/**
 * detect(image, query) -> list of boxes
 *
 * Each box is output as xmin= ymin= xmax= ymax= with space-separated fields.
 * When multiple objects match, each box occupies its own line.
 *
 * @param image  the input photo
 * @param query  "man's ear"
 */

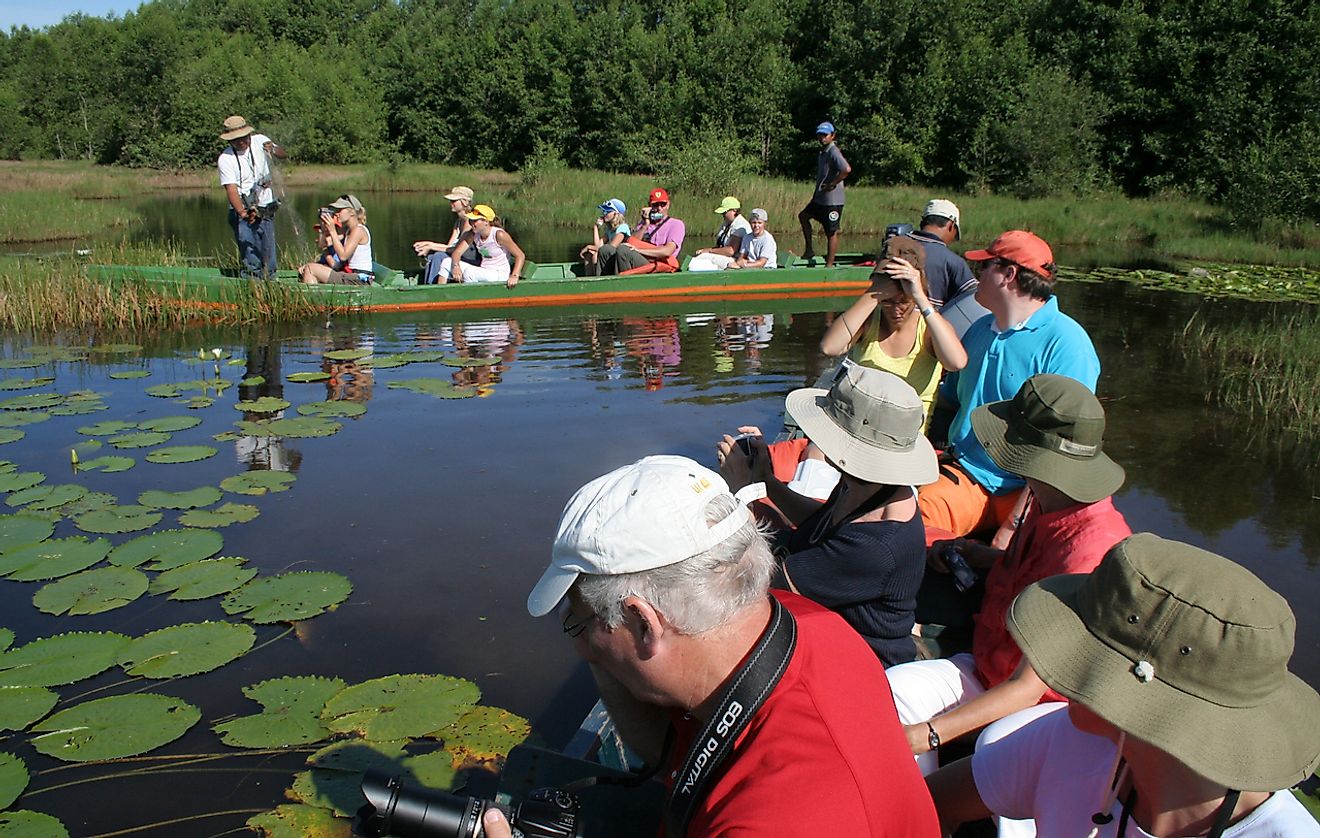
xmin=621 ymin=595 xmax=667 ymax=658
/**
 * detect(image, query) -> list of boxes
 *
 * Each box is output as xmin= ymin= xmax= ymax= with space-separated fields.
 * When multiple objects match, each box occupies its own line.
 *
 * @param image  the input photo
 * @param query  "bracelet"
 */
xmin=926 ymin=720 xmax=941 ymax=750
xmin=919 ymin=305 xmax=935 ymax=318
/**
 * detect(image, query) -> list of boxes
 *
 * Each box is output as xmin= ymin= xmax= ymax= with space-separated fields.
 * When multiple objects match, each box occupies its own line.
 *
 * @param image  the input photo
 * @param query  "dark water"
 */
xmin=2 ymin=196 xmax=1319 ymax=834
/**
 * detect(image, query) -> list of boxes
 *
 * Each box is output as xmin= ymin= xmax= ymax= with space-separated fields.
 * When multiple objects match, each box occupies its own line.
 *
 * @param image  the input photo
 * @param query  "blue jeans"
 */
xmin=229 ymin=209 xmax=276 ymax=278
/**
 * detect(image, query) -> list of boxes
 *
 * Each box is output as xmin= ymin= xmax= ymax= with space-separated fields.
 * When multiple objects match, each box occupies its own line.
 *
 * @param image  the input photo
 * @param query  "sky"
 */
xmin=1 ymin=0 xmax=141 ymax=31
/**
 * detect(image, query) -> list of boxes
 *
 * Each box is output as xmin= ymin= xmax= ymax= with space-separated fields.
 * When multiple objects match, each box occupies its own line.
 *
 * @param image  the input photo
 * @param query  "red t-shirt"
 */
xmin=972 ymin=497 xmax=1131 ymax=695
xmin=668 ymin=590 xmax=939 ymax=837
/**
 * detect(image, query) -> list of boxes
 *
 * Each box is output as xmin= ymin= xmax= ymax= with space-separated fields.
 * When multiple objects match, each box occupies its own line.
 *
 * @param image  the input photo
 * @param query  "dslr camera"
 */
xmin=354 ymin=769 xmax=582 ymax=838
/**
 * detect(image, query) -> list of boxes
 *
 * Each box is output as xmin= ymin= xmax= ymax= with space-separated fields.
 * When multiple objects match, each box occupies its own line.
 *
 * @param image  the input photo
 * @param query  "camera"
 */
xmin=884 ymin=222 xmax=914 ymax=240
xmin=939 ymin=546 xmax=978 ymax=593
xmin=354 ymin=769 xmax=582 ymax=838
xmin=732 ymin=432 xmax=758 ymax=462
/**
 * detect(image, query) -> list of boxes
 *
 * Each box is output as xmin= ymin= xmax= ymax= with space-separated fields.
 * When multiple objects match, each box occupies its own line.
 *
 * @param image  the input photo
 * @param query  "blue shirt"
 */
xmin=941 ymin=297 xmax=1100 ymax=494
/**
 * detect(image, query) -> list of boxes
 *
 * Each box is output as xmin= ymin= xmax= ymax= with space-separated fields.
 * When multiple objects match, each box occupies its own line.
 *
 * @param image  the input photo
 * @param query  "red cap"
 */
xmin=964 ymin=230 xmax=1055 ymax=278
xmin=649 ymin=188 xmax=669 ymax=204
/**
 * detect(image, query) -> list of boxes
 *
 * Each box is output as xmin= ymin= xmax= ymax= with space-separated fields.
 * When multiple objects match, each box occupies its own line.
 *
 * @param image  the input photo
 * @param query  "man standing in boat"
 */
xmin=605 ymin=188 xmax=686 ymax=275
xmin=217 ymin=115 xmax=286 ymax=279
xmin=798 ymin=121 xmax=851 ymax=267
xmin=495 ymin=456 xmax=939 ymax=837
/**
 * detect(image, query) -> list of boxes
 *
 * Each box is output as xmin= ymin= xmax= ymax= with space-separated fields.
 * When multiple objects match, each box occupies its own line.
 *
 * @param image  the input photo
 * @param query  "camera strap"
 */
xmin=664 ymin=596 xmax=797 ymax=836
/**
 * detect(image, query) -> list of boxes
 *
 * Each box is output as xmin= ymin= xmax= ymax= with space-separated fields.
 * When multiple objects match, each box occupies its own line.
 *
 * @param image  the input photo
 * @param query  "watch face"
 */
xmin=928 ymin=727 xmax=940 ymax=750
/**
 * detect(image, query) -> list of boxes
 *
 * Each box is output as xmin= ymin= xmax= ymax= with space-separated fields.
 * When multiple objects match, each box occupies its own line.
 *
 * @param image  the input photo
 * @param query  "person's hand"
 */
xmin=990 ymin=521 xmax=1016 ymax=550
xmin=904 ymin=722 xmax=932 ymax=755
xmin=716 ymin=432 xmax=769 ymax=489
xmin=263 ymin=141 xmax=274 ymax=153
xmin=881 ymin=257 xmax=930 ymax=307
xmin=726 ymin=260 xmax=744 ymax=270
xmin=595 ymin=217 xmax=605 ymax=228
xmin=481 ymin=808 xmax=514 ymax=838
xmin=451 ymin=267 xmax=464 ymax=283
xmin=413 ymin=241 xmax=433 ymax=256
xmin=506 ymin=273 xmax=520 ymax=289
xmin=926 ymin=538 xmax=963 ymax=573
xmin=866 ymin=273 xmax=903 ymax=303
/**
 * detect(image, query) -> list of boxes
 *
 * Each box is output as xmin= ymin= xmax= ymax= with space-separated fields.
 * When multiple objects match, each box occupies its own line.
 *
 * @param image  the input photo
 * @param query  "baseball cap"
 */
xmin=815 ymin=121 xmax=836 ymax=135
xmin=964 ymin=230 xmax=1056 ymax=279
xmin=527 ymin=455 xmax=766 ymax=617
xmin=444 ymin=186 xmax=475 ymax=202
xmin=923 ymin=199 xmax=961 ymax=234
xmin=327 ymin=194 xmax=364 ymax=213
xmin=714 ymin=196 xmax=741 ymax=214
xmin=649 ymin=188 xmax=670 ymax=205
xmin=750 ymin=208 xmax=768 ymax=222
xmin=465 ymin=204 xmax=496 ymax=222
xmin=598 ymin=198 xmax=627 ymax=216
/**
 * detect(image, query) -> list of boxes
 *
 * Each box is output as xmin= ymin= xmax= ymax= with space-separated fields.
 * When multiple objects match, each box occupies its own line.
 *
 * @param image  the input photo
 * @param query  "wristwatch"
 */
xmin=919 ymin=305 xmax=935 ymax=318
xmin=926 ymin=721 xmax=941 ymax=751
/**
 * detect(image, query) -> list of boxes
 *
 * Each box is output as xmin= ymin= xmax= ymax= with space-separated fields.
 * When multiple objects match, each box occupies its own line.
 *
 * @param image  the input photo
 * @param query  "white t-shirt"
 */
xmin=973 ymin=709 xmax=1320 ymax=837
xmin=217 ymin=133 xmax=275 ymax=208
xmin=716 ymin=215 xmax=752 ymax=248
xmin=738 ymin=230 xmax=778 ymax=269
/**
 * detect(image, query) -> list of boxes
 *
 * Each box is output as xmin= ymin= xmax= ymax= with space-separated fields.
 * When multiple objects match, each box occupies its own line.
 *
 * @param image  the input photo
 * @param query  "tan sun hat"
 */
xmin=220 ymin=115 xmax=255 ymax=141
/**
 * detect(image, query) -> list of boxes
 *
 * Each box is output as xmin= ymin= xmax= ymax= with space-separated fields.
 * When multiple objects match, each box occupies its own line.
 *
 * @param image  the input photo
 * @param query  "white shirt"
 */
xmin=738 ymin=230 xmax=778 ymax=269
xmin=217 ymin=133 xmax=275 ymax=208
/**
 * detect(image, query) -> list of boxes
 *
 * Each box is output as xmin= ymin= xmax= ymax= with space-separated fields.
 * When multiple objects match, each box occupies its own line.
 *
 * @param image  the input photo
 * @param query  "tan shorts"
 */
xmin=325 ymin=270 xmax=372 ymax=285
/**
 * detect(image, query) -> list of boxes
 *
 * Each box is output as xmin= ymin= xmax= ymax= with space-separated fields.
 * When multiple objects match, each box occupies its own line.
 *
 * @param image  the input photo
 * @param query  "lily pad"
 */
xmin=289 ymin=769 xmax=369 ymax=818
xmin=213 ymin=675 xmax=346 ymax=748
xmin=109 ymin=528 xmax=224 ymax=570
xmin=360 ymin=356 xmax=408 ymax=369
xmin=76 ymin=455 xmax=135 ymax=474
xmin=323 ymin=349 xmax=372 ymax=361
xmin=33 ymin=566 xmax=149 ymax=615
xmin=74 ymin=505 xmax=162 ymax=534
xmin=0 ymin=686 xmax=58 ymax=732
xmin=0 ymin=631 xmax=130 ymax=687
xmin=71 ymin=439 xmax=103 ymax=455
xmin=0 ymin=377 xmax=55 ymax=391
xmin=247 ymin=804 xmax=350 ymax=838
xmin=0 ymin=429 xmax=23 ymax=444
xmin=117 ymin=621 xmax=255 ymax=678
xmin=0 ymin=412 xmax=49 ymax=427
xmin=387 ymin=379 xmax=478 ymax=399
xmin=137 ymin=416 xmax=202 ymax=433
xmin=227 ymin=358 xmax=246 ymax=366
xmin=236 ymin=417 xmax=341 ymax=439
xmin=0 ymin=536 xmax=111 ymax=581
xmin=307 ymin=739 xmax=408 ymax=772
xmin=0 ymin=515 xmax=54 ymax=551
xmin=0 ymin=359 xmax=43 ymax=370
xmin=138 ymin=486 xmax=223 ymax=510
xmin=0 ymin=393 xmax=63 ymax=411
xmin=107 ymin=430 xmax=172 ymax=449
xmin=220 ymin=471 xmax=297 ymax=495
xmin=0 ymin=811 xmax=68 ymax=837
xmin=221 ymin=571 xmax=352 ymax=624
xmin=145 ymin=445 xmax=218 ymax=464
xmin=441 ymin=355 xmax=499 ymax=368
xmin=144 ymin=384 xmax=182 ymax=398
xmin=240 ymin=375 xmax=267 ymax=386
xmin=30 ymin=693 xmax=201 ymax=762
xmin=234 ymin=397 xmax=291 ymax=414
xmin=89 ymin=343 xmax=142 ymax=354
xmin=49 ymin=401 xmax=108 ymax=416
xmin=179 ymin=502 xmax=259 ymax=528
xmin=108 ymin=370 xmax=151 ymax=380
xmin=296 ymin=400 xmax=367 ymax=418
xmin=213 ymin=430 xmax=240 ymax=442
xmin=180 ymin=396 xmax=215 ymax=409
xmin=77 ymin=420 xmax=138 ymax=436
xmin=148 ymin=557 xmax=256 ymax=600
xmin=0 ymin=628 xmax=11 ymax=651
xmin=54 ymin=491 xmax=117 ymax=518
xmin=433 ymin=706 xmax=531 ymax=761
xmin=401 ymin=749 xmax=461 ymax=788
xmin=0 ymin=751 xmax=28 ymax=810
xmin=0 ymin=472 xmax=44 ymax=493
xmin=287 ymin=372 xmax=331 ymax=383
xmin=6 ymin=484 xmax=87 ymax=512
xmin=321 ymin=674 xmax=479 ymax=741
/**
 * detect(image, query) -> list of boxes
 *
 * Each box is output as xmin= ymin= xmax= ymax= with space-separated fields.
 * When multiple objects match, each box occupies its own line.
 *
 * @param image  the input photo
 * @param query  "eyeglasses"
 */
xmin=974 ymin=258 xmax=1016 ymax=277
xmin=562 ymin=606 xmax=595 ymax=638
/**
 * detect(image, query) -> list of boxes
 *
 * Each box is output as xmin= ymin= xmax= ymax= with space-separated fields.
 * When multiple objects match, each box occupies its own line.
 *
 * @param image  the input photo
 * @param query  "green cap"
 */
xmin=714 ymin=196 xmax=741 ymax=214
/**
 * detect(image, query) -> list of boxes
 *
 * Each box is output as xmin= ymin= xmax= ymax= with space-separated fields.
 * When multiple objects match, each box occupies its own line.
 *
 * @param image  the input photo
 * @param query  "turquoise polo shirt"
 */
xmin=941 ymin=297 xmax=1100 ymax=494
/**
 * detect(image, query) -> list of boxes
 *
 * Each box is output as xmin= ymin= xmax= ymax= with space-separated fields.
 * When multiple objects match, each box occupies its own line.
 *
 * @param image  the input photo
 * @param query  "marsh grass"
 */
xmin=0 ymin=191 xmax=143 ymax=244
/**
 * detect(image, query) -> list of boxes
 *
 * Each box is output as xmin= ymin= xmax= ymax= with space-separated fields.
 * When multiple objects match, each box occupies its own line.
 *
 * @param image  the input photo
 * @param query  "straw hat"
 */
xmin=220 ymin=115 xmax=254 ymax=141
xmin=1008 ymin=533 xmax=1320 ymax=791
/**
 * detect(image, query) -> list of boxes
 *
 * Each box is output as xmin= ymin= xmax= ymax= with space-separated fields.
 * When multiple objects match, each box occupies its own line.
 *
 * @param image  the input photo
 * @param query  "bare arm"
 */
xmin=902 ymin=660 xmax=1049 ymax=757
xmin=716 ymin=434 xmax=824 ymax=527
xmin=496 ymin=230 xmax=526 ymax=288
xmin=329 ymin=224 xmax=367 ymax=263
xmin=263 ymin=140 xmax=287 ymax=160
xmin=926 ymin=755 xmax=992 ymax=836
xmin=448 ymin=233 xmax=474 ymax=281
xmin=224 ymin=183 xmax=247 ymax=217
xmin=820 ymin=281 xmax=895 ymax=356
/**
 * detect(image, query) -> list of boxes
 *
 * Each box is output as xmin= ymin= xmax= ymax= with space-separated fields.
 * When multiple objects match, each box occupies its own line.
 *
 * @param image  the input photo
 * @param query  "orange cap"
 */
xmin=648 ymin=188 xmax=669 ymax=204
xmin=964 ymin=230 xmax=1055 ymax=278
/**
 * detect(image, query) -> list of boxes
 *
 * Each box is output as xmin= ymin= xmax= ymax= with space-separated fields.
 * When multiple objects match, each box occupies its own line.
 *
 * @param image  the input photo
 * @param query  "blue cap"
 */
xmin=815 ymin=122 xmax=835 ymax=135
xmin=598 ymin=198 xmax=626 ymax=216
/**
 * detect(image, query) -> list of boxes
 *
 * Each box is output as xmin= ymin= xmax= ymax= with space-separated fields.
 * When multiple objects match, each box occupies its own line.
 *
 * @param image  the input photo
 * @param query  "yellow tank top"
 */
xmin=849 ymin=314 xmax=942 ymax=428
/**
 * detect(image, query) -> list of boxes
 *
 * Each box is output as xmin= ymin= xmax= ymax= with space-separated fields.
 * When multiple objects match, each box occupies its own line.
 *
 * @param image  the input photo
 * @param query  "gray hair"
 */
xmin=575 ymin=494 xmax=773 ymax=635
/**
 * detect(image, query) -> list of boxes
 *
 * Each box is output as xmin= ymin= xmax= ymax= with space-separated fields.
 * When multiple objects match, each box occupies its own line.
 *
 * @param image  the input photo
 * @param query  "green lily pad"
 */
xmin=179 ymin=502 xmax=259 ymax=528
xmin=221 ymin=471 xmax=297 ymax=495
xmin=72 ymin=439 xmax=103 ymax=455
xmin=0 ymin=811 xmax=68 ymax=837
xmin=227 ymin=358 xmax=246 ymax=366
xmin=0 ymin=472 xmax=44 ymax=493
xmin=148 ymin=557 xmax=256 ymax=600
xmin=0 ymin=751 xmax=28 ymax=811
xmin=77 ymin=420 xmax=138 ymax=436
xmin=76 ymin=455 xmax=135 ymax=474
xmin=137 ymin=416 xmax=202 ymax=433
xmin=0 ymin=515 xmax=53 ymax=551
xmin=26 ymin=347 xmax=87 ymax=364
xmin=323 ymin=349 xmax=372 ymax=361
xmin=0 ymin=631 xmax=130 ymax=687
xmin=221 ymin=571 xmax=352 ymax=624
xmin=0 ymin=359 xmax=42 ymax=370
xmin=49 ymin=401 xmax=108 ymax=416
xmin=441 ymin=355 xmax=499 ymax=368
xmin=213 ymin=430 xmax=240 ymax=442
xmin=144 ymin=384 xmax=183 ymax=398
xmin=401 ymin=749 xmax=461 ymax=788
xmin=433 ymin=706 xmax=531 ymax=761
xmin=240 ymin=375 xmax=266 ymax=386
xmin=287 ymin=372 xmax=331 ymax=383
xmin=108 ymin=370 xmax=151 ymax=380
xmin=360 ymin=356 xmax=408 ymax=369
xmin=296 ymin=400 xmax=367 ymax=418
xmin=236 ymin=417 xmax=341 ymax=439
xmin=234 ymin=397 xmax=291 ymax=414
xmin=33 ymin=566 xmax=149 ymax=615
xmin=0 ymin=412 xmax=49 ymax=428
xmin=138 ymin=486 xmax=222 ymax=510
xmin=117 ymin=621 xmax=255 ymax=678
xmin=0 ymin=687 xmax=58 ymax=732
xmin=289 ymin=769 xmax=369 ymax=818
xmin=246 ymin=804 xmax=350 ymax=838
xmin=108 ymin=430 xmax=172 ymax=449
xmin=213 ymin=675 xmax=346 ymax=748
xmin=145 ymin=445 xmax=218 ymax=464
xmin=54 ymin=491 xmax=117 ymax=518
xmin=321 ymin=674 xmax=479 ymax=741
xmin=0 ymin=429 xmax=23 ymax=444
xmin=0 ymin=629 xmax=10 ymax=652
xmin=90 ymin=343 xmax=142 ymax=354
xmin=30 ymin=693 xmax=201 ymax=762
xmin=0 ymin=377 xmax=55 ymax=391
xmin=180 ymin=396 xmax=215 ymax=409
xmin=0 ymin=393 xmax=63 ymax=411
xmin=6 ymin=484 xmax=87 ymax=512
xmin=109 ymin=528 xmax=224 ymax=570
xmin=74 ymin=505 xmax=162 ymax=534
xmin=387 ymin=379 xmax=478 ymax=399
xmin=307 ymin=738 xmax=408 ymax=772
xmin=0 ymin=536 xmax=111 ymax=581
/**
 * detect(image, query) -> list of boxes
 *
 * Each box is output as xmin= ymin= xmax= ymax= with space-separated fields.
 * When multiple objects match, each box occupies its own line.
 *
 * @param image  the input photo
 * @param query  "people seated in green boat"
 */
xmin=446 ymin=205 xmax=527 ymax=289
xmin=724 ymin=208 xmax=778 ymax=270
xmin=820 ymin=235 xmax=967 ymax=428
xmin=580 ymin=198 xmax=630 ymax=276
xmin=297 ymin=194 xmax=374 ymax=285
xmin=413 ymin=185 xmax=479 ymax=285
xmin=687 ymin=196 xmax=751 ymax=272
xmin=598 ymin=187 xmax=686 ymax=275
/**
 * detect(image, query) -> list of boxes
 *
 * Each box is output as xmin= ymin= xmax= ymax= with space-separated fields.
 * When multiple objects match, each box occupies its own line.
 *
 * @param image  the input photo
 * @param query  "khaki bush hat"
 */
xmin=328 ymin=194 xmax=364 ymax=213
xmin=1008 ymin=533 xmax=1320 ymax=792
xmin=444 ymin=186 xmax=474 ymax=202
xmin=220 ymin=115 xmax=255 ymax=141
xmin=785 ymin=364 xmax=937 ymax=485
xmin=970 ymin=374 xmax=1124 ymax=503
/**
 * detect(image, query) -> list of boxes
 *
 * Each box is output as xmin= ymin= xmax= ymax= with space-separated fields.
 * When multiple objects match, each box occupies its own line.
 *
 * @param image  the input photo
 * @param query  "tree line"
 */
xmin=2 ymin=0 xmax=1318 ymax=225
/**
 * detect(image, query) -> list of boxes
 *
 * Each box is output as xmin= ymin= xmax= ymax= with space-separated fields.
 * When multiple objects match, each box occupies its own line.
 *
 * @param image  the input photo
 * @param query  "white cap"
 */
xmin=923 ymin=199 xmax=961 ymax=230
xmin=527 ymin=455 xmax=765 ymax=617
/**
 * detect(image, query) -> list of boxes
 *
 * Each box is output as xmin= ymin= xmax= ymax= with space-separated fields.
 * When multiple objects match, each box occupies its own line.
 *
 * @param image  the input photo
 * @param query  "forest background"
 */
xmin=2 ymin=0 xmax=1318 ymax=232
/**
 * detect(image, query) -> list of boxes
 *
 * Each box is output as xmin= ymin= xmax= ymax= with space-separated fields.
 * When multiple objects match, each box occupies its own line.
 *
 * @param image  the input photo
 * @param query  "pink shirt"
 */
xmin=636 ymin=215 xmax=686 ymax=255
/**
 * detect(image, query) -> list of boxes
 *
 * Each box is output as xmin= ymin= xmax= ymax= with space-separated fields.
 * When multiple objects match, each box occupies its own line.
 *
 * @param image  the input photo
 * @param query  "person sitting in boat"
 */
xmin=601 ymin=187 xmax=686 ymax=275
xmin=503 ymin=455 xmax=939 ymax=838
xmin=446 ymin=205 xmax=527 ymax=288
xmin=297 ymin=194 xmax=374 ymax=285
xmin=718 ymin=365 xmax=937 ymax=667
xmin=413 ymin=185 xmax=480 ymax=285
xmin=724 ymin=208 xmax=778 ymax=270
xmin=580 ymin=198 xmax=631 ymax=276
xmin=820 ymin=235 xmax=967 ymax=427
xmin=312 ymin=205 xmax=342 ymax=268
xmin=687 ymin=196 xmax=751 ymax=272
xmin=887 ymin=374 xmax=1131 ymax=777
xmin=927 ymin=533 xmax=1320 ymax=838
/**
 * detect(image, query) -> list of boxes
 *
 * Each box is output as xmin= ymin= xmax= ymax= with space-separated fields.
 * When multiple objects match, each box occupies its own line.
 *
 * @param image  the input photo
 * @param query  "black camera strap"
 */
xmin=664 ymin=596 xmax=797 ymax=836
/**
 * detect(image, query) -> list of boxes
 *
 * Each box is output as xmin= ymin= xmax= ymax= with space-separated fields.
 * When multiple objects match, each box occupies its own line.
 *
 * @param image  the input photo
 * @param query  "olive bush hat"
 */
xmin=970 ymin=374 xmax=1123 ymax=503
xmin=785 ymin=364 xmax=937 ymax=485
xmin=1008 ymin=533 xmax=1320 ymax=792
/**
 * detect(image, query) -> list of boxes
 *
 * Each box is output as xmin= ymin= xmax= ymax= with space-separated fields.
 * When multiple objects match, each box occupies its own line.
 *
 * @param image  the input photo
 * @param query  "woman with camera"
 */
xmin=298 ymin=194 xmax=374 ymax=285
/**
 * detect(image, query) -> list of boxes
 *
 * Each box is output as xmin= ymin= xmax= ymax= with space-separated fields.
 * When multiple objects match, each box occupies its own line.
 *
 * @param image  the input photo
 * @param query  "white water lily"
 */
xmin=211 ymin=348 xmax=223 ymax=359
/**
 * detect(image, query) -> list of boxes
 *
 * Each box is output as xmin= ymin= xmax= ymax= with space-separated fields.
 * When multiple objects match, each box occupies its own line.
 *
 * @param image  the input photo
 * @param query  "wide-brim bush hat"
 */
xmin=444 ymin=186 xmax=474 ymax=202
xmin=970 ymin=373 xmax=1124 ymax=503
xmin=220 ymin=115 xmax=254 ymax=141
xmin=1008 ymin=533 xmax=1320 ymax=792
xmin=785 ymin=364 xmax=937 ymax=486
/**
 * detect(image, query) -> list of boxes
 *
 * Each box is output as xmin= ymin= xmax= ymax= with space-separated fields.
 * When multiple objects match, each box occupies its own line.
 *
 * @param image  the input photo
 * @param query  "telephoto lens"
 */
xmin=354 ymin=769 xmax=582 ymax=838
xmin=939 ymin=545 xmax=979 ymax=593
